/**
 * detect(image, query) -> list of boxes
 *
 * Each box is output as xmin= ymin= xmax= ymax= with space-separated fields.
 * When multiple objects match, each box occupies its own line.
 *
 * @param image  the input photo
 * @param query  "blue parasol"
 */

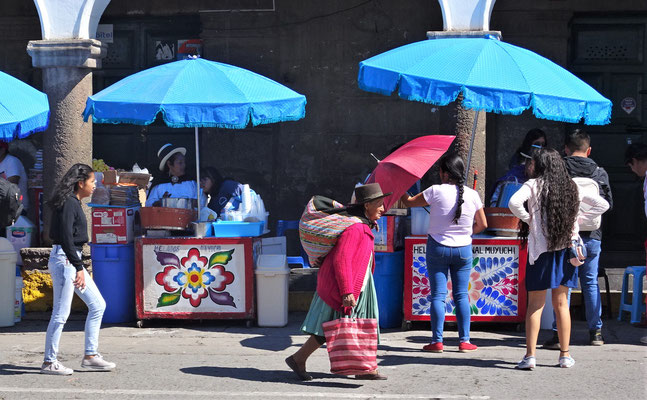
xmin=0 ymin=70 xmax=49 ymax=142
xmin=83 ymin=57 xmax=306 ymax=129
xmin=83 ymin=56 xmax=307 ymax=217
xmin=358 ymin=37 xmax=611 ymax=125
xmin=358 ymin=37 xmax=613 ymax=174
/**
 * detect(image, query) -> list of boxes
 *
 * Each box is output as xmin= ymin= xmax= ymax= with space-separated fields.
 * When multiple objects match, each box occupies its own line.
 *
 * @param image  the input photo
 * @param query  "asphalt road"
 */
xmin=0 ymin=313 xmax=645 ymax=399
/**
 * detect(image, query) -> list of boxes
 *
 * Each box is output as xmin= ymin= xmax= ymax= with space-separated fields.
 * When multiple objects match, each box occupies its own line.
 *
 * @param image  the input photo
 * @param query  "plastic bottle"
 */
xmin=6 ymin=216 xmax=35 ymax=266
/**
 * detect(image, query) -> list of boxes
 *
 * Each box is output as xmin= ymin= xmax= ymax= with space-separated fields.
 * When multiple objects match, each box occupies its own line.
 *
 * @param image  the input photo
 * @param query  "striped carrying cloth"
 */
xmin=322 ymin=317 xmax=378 ymax=375
xmin=299 ymin=195 xmax=362 ymax=268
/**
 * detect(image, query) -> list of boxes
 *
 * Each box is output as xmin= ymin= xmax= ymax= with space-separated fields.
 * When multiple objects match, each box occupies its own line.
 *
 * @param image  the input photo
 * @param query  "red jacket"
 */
xmin=316 ymin=223 xmax=374 ymax=313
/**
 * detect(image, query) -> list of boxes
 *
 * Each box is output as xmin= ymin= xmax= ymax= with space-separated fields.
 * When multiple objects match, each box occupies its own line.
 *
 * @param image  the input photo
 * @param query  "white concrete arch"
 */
xmin=33 ymin=0 xmax=111 ymax=40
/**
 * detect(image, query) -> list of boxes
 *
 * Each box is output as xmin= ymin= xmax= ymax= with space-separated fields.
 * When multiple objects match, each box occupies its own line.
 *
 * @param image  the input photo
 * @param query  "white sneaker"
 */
xmin=40 ymin=361 xmax=73 ymax=375
xmin=516 ymin=355 xmax=536 ymax=370
xmin=80 ymin=353 xmax=116 ymax=371
xmin=559 ymin=356 xmax=575 ymax=368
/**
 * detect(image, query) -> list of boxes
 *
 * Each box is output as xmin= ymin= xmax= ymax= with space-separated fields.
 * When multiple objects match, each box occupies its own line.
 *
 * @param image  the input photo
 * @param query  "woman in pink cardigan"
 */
xmin=286 ymin=183 xmax=390 ymax=381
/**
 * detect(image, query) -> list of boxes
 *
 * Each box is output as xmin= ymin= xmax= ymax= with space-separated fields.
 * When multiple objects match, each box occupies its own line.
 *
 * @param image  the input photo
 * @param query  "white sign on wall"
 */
xmin=96 ymin=24 xmax=113 ymax=43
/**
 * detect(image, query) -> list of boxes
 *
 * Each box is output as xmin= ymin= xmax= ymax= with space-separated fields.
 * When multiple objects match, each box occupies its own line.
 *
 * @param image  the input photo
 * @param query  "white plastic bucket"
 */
xmin=255 ymin=254 xmax=289 ymax=327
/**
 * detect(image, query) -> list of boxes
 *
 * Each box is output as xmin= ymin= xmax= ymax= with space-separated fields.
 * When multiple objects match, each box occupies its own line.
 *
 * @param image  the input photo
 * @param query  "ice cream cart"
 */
xmin=135 ymin=236 xmax=260 ymax=327
xmin=403 ymin=235 xmax=527 ymax=329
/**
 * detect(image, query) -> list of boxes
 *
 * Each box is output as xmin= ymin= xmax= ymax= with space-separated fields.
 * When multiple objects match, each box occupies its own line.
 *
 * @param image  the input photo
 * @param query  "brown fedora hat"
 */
xmin=350 ymin=183 xmax=392 ymax=205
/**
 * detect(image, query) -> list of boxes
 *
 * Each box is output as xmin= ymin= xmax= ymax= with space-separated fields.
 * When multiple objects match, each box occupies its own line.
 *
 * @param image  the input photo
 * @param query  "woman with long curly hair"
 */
xmin=509 ymin=148 xmax=608 ymax=369
xmin=42 ymin=164 xmax=116 ymax=375
xmin=401 ymin=152 xmax=487 ymax=353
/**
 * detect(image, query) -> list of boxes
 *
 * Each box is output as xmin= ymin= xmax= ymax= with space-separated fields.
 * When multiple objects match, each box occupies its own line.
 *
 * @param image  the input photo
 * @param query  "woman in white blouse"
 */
xmin=146 ymin=143 xmax=200 ymax=207
xmin=509 ymin=148 xmax=608 ymax=370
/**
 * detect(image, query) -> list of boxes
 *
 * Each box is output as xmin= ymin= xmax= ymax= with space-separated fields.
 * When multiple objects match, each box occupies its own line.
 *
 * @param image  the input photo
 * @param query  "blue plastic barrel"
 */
xmin=90 ymin=244 xmax=135 ymax=323
xmin=373 ymin=251 xmax=404 ymax=329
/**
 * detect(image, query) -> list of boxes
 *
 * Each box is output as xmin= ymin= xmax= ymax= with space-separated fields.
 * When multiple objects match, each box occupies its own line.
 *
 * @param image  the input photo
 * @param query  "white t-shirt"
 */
xmin=422 ymin=184 xmax=483 ymax=247
xmin=0 ymin=154 xmax=28 ymax=210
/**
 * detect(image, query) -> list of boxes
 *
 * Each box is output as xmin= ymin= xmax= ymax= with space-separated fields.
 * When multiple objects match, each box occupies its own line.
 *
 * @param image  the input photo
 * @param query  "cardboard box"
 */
xmin=101 ymin=170 xmax=150 ymax=189
xmin=102 ymin=170 xmax=118 ymax=185
xmin=117 ymin=172 xmax=150 ymax=189
xmin=91 ymin=206 xmax=140 ymax=244
xmin=372 ymin=215 xmax=405 ymax=252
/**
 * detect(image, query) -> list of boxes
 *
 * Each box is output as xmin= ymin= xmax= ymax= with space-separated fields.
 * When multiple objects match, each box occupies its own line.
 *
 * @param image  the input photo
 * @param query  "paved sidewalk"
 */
xmin=0 ymin=313 xmax=645 ymax=399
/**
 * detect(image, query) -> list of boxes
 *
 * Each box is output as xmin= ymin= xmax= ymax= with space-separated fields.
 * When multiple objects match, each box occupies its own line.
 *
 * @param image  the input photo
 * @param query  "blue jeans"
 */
xmin=426 ymin=236 xmax=472 ymax=343
xmin=552 ymin=237 xmax=602 ymax=331
xmin=44 ymin=246 xmax=106 ymax=362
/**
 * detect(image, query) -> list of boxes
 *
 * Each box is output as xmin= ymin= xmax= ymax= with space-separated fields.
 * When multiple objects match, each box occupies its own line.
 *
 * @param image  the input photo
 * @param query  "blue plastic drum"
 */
xmin=90 ymin=244 xmax=135 ymax=323
xmin=373 ymin=251 xmax=404 ymax=329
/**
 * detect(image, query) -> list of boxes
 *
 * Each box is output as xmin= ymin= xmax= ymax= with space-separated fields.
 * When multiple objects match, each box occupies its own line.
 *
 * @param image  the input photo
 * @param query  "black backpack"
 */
xmin=0 ymin=178 xmax=23 ymax=230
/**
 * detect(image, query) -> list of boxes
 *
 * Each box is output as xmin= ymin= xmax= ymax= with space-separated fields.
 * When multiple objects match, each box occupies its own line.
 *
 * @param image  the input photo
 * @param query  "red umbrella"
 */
xmin=366 ymin=135 xmax=455 ymax=211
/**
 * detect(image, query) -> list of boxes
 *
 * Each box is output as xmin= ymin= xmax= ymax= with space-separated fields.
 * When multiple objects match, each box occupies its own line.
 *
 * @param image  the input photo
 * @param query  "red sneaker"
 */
xmin=459 ymin=342 xmax=478 ymax=352
xmin=422 ymin=342 xmax=443 ymax=353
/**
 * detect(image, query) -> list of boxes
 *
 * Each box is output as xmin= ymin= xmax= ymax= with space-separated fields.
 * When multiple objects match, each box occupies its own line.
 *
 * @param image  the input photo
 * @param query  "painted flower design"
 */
xmin=154 ymin=248 xmax=236 ymax=308
xmin=411 ymin=255 xmax=432 ymax=315
xmin=415 ymin=254 xmax=518 ymax=317
xmin=468 ymin=271 xmax=485 ymax=302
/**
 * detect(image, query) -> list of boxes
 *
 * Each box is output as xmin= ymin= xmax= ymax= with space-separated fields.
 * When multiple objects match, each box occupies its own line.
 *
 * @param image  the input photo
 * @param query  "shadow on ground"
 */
xmin=180 ymin=366 xmax=362 ymax=388
xmin=0 ymin=364 xmax=41 ymax=375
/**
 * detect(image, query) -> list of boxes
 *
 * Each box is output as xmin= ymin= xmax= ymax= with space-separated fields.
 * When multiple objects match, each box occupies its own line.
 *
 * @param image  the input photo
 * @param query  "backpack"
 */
xmin=299 ymin=196 xmax=362 ymax=268
xmin=573 ymin=177 xmax=601 ymax=231
xmin=0 ymin=178 xmax=23 ymax=231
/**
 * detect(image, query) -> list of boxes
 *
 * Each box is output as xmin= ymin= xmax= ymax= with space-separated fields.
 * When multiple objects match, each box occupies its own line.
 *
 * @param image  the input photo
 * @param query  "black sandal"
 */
xmin=285 ymin=356 xmax=312 ymax=381
xmin=355 ymin=372 xmax=388 ymax=380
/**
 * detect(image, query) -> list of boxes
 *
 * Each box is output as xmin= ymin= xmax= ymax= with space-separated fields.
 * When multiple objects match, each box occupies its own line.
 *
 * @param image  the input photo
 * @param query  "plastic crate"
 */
xmin=211 ymin=221 xmax=264 ymax=237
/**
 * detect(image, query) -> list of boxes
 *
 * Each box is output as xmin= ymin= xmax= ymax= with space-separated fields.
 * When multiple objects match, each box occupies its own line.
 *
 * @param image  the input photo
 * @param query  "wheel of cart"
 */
xmin=246 ymin=319 xmax=255 ymax=328
xmin=136 ymin=320 xmax=144 ymax=328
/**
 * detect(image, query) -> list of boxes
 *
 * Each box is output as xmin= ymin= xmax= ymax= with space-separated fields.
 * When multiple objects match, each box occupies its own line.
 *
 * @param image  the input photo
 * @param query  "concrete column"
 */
xmin=26 ymin=39 xmax=106 ymax=242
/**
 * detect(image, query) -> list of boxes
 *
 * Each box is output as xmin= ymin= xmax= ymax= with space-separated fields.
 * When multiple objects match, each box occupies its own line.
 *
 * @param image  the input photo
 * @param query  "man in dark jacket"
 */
xmin=544 ymin=129 xmax=613 ymax=349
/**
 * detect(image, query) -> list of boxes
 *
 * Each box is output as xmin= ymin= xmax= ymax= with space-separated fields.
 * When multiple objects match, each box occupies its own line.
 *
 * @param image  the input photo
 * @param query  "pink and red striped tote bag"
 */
xmin=322 ymin=317 xmax=378 ymax=375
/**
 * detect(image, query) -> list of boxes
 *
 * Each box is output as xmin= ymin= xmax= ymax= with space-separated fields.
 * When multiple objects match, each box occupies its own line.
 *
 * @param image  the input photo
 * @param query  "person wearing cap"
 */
xmin=146 ymin=143 xmax=199 ymax=207
xmin=286 ymin=183 xmax=390 ymax=381
xmin=0 ymin=141 xmax=28 ymax=211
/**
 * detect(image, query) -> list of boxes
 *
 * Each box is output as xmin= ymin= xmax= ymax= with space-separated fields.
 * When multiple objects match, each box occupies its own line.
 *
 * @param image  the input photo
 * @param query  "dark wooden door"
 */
xmin=570 ymin=15 xmax=647 ymax=267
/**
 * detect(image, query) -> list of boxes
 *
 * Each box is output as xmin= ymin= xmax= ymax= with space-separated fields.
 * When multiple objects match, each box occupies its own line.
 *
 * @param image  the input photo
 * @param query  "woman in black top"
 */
xmin=200 ymin=166 xmax=244 ymax=217
xmin=42 ymin=164 xmax=116 ymax=375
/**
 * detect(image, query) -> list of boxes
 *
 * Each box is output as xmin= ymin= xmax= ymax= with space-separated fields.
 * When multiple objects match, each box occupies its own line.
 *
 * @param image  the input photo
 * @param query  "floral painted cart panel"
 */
xmin=136 ymin=237 xmax=255 ymax=320
xmin=404 ymin=236 xmax=527 ymax=323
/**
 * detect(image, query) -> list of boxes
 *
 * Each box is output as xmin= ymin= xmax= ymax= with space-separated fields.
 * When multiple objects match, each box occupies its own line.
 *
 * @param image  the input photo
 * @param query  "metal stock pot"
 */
xmin=160 ymin=197 xmax=197 ymax=210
